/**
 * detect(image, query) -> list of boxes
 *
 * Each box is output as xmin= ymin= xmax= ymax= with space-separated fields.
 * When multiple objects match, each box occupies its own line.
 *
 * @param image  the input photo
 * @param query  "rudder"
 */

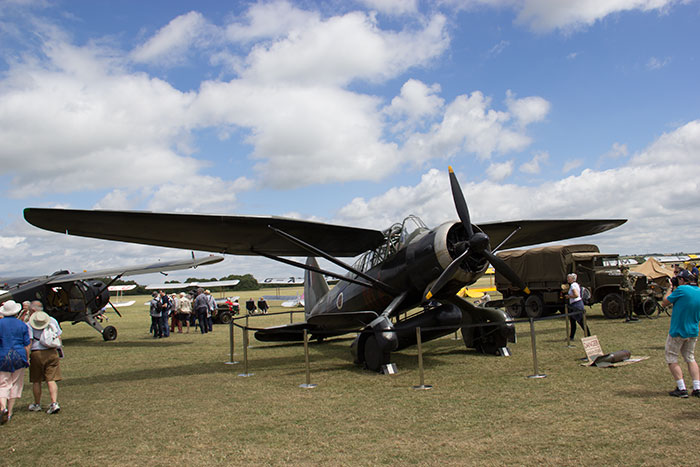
xmin=304 ymin=257 xmax=329 ymax=314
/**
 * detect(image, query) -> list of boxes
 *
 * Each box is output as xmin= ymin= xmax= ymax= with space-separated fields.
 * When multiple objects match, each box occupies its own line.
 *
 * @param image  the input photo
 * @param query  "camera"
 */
xmin=671 ymin=276 xmax=679 ymax=288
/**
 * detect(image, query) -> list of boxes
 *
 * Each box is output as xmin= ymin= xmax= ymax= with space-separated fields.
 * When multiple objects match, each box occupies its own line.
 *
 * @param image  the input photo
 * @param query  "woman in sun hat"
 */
xmin=28 ymin=311 xmax=63 ymax=415
xmin=0 ymin=300 xmax=31 ymax=424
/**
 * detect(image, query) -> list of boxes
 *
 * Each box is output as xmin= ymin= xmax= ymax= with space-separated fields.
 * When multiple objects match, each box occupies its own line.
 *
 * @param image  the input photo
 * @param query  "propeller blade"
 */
xmin=425 ymin=248 xmax=471 ymax=300
xmin=483 ymin=250 xmax=530 ymax=294
xmin=448 ymin=166 xmax=474 ymax=238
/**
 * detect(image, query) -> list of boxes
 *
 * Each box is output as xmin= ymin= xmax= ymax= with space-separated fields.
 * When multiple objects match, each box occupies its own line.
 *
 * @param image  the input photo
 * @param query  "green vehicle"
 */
xmin=495 ymin=244 xmax=656 ymax=319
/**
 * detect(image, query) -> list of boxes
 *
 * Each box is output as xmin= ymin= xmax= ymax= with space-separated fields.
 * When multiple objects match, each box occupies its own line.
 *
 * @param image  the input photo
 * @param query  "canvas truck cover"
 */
xmin=495 ymin=244 xmax=600 ymax=286
xmin=633 ymin=257 xmax=674 ymax=280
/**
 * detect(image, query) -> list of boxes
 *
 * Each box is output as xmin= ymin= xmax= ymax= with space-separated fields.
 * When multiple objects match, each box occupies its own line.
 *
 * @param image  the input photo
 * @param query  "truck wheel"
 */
xmin=601 ymin=293 xmax=625 ymax=319
xmin=219 ymin=311 xmax=232 ymax=324
xmin=506 ymin=304 xmax=523 ymax=318
xmin=524 ymin=294 xmax=545 ymax=318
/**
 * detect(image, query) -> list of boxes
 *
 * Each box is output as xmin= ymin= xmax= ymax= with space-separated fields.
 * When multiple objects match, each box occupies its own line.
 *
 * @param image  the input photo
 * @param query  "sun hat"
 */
xmin=29 ymin=311 xmax=51 ymax=330
xmin=0 ymin=300 xmax=22 ymax=316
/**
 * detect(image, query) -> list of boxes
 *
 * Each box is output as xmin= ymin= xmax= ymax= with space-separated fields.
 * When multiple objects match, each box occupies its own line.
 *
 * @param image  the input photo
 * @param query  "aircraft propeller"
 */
xmin=425 ymin=167 xmax=529 ymax=300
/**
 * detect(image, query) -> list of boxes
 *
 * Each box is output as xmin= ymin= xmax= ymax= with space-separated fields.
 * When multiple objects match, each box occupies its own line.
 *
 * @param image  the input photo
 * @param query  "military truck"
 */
xmin=495 ymin=244 xmax=656 ymax=319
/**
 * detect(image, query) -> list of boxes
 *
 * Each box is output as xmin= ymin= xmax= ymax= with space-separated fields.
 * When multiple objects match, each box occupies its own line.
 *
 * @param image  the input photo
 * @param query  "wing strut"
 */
xmin=267 ymin=226 xmax=399 ymax=295
xmin=253 ymin=250 xmax=375 ymax=289
xmin=492 ymin=226 xmax=521 ymax=253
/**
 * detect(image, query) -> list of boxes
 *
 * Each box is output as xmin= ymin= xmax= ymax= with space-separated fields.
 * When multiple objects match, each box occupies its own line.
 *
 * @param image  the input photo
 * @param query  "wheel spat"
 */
xmin=425 ymin=167 xmax=529 ymax=300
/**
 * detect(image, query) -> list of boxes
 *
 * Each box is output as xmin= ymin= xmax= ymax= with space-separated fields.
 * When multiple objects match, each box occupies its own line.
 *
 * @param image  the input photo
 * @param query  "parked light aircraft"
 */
xmin=145 ymin=279 xmax=240 ymax=291
xmin=0 ymin=256 xmax=223 ymax=341
xmin=23 ymin=167 xmax=625 ymax=368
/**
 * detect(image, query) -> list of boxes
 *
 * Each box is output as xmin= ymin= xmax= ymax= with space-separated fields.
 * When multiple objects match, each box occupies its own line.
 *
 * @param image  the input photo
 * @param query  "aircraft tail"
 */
xmin=304 ymin=257 xmax=329 ymax=314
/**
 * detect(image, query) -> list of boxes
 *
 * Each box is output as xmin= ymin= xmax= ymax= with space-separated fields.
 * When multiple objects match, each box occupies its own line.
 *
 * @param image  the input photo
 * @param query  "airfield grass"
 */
xmin=3 ymin=285 xmax=699 ymax=466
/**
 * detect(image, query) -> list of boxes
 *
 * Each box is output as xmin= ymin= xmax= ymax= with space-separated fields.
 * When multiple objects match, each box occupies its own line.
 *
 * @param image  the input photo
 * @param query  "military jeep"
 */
xmin=495 ymin=244 xmax=657 ymax=319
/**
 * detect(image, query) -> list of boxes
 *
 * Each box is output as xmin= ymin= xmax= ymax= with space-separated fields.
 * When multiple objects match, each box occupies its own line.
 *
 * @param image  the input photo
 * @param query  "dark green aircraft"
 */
xmin=0 ymin=255 xmax=223 ymax=341
xmin=23 ymin=167 xmax=625 ymax=369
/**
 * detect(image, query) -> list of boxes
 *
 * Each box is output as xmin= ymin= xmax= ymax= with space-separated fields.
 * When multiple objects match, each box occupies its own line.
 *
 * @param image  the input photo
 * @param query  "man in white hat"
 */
xmin=28 ymin=311 xmax=62 ymax=414
xmin=0 ymin=300 xmax=31 ymax=424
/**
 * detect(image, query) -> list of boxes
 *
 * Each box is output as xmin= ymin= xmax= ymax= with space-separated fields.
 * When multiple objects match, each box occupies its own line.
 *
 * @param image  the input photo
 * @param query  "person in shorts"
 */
xmin=662 ymin=270 xmax=700 ymax=398
xmin=27 ymin=311 xmax=62 ymax=414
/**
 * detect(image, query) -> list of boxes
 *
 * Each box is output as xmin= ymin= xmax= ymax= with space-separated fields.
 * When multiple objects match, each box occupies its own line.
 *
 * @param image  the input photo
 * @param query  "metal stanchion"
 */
xmin=224 ymin=318 xmax=239 ymax=364
xmin=452 ymin=330 xmax=460 ymax=340
xmin=245 ymin=313 xmax=255 ymax=348
xmin=527 ymin=318 xmax=546 ymax=379
xmin=413 ymin=327 xmax=432 ymax=390
xmin=299 ymin=329 xmax=317 ymax=389
xmin=290 ymin=310 xmax=294 ymax=324
xmin=583 ymin=308 xmax=589 ymax=336
xmin=238 ymin=326 xmax=253 ymax=377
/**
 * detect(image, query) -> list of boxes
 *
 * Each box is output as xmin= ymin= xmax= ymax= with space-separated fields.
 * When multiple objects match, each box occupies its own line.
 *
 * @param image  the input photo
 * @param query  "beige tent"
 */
xmin=632 ymin=257 xmax=674 ymax=280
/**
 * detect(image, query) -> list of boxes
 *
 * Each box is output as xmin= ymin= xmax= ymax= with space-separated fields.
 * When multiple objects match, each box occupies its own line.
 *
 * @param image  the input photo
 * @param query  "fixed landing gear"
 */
xmin=102 ymin=325 xmax=117 ymax=341
xmin=363 ymin=334 xmax=391 ymax=372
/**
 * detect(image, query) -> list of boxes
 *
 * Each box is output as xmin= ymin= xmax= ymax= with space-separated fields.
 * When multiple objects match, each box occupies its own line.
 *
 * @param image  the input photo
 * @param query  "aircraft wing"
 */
xmin=145 ymin=279 xmax=240 ymax=290
xmin=23 ymin=208 xmax=385 ymax=257
xmin=477 ymin=219 xmax=627 ymax=251
xmin=108 ymin=285 xmax=137 ymax=291
xmin=44 ymin=255 xmax=224 ymax=284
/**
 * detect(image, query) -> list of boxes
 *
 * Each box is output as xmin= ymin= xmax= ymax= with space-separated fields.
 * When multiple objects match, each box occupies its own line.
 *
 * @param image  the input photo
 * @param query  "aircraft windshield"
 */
xmin=351 ymin=215 xmax=428 ymax=273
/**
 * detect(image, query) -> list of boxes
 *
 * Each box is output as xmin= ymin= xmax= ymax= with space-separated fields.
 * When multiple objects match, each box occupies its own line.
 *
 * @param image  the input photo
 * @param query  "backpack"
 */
xmin=40 ymin=324 xmax=61 ymax=349
xmin=581 ymin=287 xmax=592 ymax=306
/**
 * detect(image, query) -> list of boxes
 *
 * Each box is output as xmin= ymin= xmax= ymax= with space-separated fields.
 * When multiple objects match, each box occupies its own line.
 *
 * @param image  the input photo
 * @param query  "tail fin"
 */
xmin=304 ymin=257 xmax=329 ymax=314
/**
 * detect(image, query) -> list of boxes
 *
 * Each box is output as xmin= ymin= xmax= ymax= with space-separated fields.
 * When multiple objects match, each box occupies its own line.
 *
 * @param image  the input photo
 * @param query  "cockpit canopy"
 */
xmin=352 ymin=215 xmax=428 ymax=273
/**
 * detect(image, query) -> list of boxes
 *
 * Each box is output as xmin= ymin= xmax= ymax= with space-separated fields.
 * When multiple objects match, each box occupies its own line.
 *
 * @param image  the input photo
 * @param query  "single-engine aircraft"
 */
xmin=23 ymin=167 xmax=625 ymax=369
xmin=0 ymin=255 xmax=223 ymax=341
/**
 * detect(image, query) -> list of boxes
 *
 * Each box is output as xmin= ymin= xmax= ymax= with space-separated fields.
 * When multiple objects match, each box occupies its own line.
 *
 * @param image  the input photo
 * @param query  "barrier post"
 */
xmin=527 ymin=318 xmax=547 ymax=379
xmin=299 ymin=329 xmax=317 ymax=389
xmin=224 ymin=318 xmax=239 ymax=364
xmin=412 ymin=327 xmax=432 ymax=390
xmin=238 ymin=326 xmax=254 ymax=377
xmin=583 ymin=309 xmax=589 ymax=337
xmin=290 ymin=310 xmax=294 ymax=324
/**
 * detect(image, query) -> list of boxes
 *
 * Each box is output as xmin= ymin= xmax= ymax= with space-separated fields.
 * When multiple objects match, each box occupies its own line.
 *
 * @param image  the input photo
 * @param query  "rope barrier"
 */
xmin=227 ymin=307 xmax=591 ymax=387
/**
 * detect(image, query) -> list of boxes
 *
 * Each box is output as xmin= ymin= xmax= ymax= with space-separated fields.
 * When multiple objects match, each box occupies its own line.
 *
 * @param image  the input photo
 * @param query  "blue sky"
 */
xmin=1 ymin=0 xmax=699 ymax=282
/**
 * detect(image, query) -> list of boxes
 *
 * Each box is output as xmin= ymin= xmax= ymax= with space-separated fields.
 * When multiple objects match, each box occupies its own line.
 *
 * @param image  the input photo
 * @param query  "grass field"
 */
xmin=3 ymin=285 xmax=697 ymax=466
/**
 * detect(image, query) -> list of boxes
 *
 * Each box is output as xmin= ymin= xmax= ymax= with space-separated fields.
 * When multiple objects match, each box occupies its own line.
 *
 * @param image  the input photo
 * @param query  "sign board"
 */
xmin=581 ymin=335 xmax=604 ymax=363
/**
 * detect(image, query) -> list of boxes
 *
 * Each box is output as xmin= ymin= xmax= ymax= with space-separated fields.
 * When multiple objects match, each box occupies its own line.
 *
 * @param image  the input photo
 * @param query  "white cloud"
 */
xmin=225 ymin=0 xmax=320 ymax=42
xmin=488 ymin=39 xmax=510 ymax=56
xmin=0 ymin=236 xmax=24 ymax=249
xmin=562 ymin=159 xmax=583 ymax=173
xmin=602 ymin=142 xmax=628 ymax=159
xmin=358 ymin=0 xmax=419 ymax=15
xmin=646 ymin=56 xmax=671 ymax=70
xmin=444 ymin=0 xmax=687 ymax=32
xmin=486 ymin=160 xmax=514 ymax=181
xmin=131 ymin=11 xmax=212 ymax=65
xmin=401 ymin=90 xmax=549 ymax=163
xmin=237 ymin=11 xmax=449 ymax=86
xmin=505 ymin=89 xmax=550 ymax=127
xmin=335 ymin=120 xmax=700 ymax=254
xmin=146 ymin=176 xmax=254 ymax=213
xmin=384 ymin=79 xmax=444 ymax=132
xmin=520 ymin=151 xmax=549 ymax=174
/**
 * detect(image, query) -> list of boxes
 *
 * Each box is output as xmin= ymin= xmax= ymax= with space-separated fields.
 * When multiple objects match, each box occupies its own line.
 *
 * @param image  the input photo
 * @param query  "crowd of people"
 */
xmin=149 ymin=288 xmax=228 ymax=337
xmin=0 ymin=299 xmax=62 ymax=425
